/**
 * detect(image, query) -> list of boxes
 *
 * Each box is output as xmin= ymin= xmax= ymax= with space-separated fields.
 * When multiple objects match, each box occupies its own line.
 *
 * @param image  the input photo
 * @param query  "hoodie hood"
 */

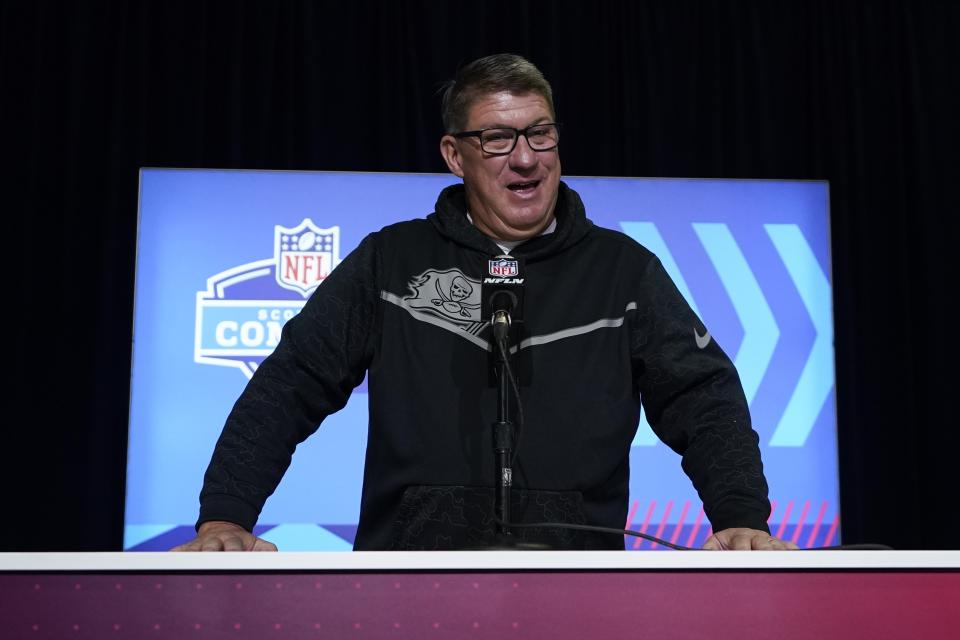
xmin=427 ymin=181 xmax=594 ymax=262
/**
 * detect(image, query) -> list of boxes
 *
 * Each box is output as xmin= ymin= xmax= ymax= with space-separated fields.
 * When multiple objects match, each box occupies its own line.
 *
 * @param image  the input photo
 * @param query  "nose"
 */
xmin=508 ymin=134 xmax=538 ymax=170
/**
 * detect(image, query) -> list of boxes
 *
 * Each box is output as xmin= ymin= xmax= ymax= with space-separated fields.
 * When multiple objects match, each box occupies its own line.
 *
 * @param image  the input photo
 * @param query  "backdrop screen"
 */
xmin=126 ymin=169 xmax=837 ymax=551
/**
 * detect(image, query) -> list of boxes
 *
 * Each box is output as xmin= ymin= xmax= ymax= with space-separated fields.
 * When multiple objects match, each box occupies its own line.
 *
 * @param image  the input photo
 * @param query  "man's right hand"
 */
xmin=170 ymin=520 xmax=278 ymax=552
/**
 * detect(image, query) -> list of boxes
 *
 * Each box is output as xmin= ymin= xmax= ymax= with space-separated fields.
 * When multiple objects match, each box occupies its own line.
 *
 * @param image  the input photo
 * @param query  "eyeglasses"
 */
xmin=452 ymin=122 xmax=561 ymax=155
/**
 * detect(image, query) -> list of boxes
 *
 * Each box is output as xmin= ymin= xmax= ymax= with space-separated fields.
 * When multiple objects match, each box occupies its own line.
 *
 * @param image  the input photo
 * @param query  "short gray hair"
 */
xmin=440 ymin=54 xmax=555 ymax=133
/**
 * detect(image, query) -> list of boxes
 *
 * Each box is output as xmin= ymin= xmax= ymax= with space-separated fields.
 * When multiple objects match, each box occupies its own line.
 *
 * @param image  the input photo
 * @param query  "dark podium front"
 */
xmin=2 ymin=551 xmax=957 ymax=638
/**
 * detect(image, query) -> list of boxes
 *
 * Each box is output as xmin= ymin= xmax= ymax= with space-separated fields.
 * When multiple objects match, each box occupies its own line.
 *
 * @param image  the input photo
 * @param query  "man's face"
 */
xmin=440 ymin=91 xmax=561 ymax=242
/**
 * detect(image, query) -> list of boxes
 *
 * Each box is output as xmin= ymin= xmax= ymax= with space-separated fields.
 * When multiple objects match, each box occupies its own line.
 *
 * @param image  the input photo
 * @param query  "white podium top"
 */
xmin=1 ymin=550 xmax=958 ymax=572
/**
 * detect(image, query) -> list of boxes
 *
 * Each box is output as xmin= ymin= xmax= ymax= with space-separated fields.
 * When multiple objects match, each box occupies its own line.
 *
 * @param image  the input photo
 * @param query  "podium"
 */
xmin=2 ymin=551 xmax=958 ymax=638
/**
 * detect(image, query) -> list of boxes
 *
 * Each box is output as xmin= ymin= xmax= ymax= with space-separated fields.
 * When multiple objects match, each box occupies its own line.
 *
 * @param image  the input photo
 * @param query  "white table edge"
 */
xmin=2 ymin=550 xmax=959 ymax=572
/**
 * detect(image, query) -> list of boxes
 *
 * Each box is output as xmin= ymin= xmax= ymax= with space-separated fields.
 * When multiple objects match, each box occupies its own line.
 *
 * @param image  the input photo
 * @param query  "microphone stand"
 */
xmin=481 ymin=311 xmax=551 ymax=550
xmin=491 ymin=310 xmax=515 ymax=543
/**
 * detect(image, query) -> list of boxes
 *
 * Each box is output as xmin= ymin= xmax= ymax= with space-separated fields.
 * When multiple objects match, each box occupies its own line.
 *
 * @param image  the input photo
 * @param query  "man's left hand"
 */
xmin=702 ymin=528 xmax=799 ymax=550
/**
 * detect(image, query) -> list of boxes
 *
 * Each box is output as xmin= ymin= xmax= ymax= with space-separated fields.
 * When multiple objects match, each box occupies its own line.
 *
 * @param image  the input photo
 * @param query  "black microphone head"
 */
xmin=489 ymin=290 xmax=518 ymax=315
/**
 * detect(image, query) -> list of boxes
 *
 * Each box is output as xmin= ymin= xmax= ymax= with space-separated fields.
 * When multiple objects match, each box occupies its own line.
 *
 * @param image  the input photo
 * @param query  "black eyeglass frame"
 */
xmin=452 ymin=122 xmax=561 ymax=156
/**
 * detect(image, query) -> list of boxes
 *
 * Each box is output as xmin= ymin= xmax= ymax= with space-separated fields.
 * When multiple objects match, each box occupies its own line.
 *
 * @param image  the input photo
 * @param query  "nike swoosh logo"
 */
xmin=694 ymin=328 xmax=711 ymax=349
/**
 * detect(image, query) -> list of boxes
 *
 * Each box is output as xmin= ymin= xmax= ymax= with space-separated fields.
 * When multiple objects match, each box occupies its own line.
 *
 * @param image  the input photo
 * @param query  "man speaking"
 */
xmin=175 ymin=54 xmax=796 ymax=552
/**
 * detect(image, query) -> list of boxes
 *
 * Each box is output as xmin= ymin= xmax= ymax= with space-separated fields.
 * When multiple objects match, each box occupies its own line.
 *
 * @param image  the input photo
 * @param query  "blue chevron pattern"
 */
xmin=765 ymin=224 xmax=835 ymax=446
xmin=621 ymin=221 xmax=834 ymax=449
xmin=693 ymin=223 xmax=780 ymax=406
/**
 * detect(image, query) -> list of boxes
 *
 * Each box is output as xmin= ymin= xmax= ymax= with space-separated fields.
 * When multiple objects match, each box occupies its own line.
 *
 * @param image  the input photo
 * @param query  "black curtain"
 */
xmin=4 ymin=0 xmax=957 ymax=550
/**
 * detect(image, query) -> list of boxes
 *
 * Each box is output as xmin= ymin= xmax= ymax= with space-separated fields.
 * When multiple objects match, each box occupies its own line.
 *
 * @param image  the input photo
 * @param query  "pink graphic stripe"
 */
xmin=775 ymin=501 xmax=794 ymax=540
xmin=633 ymin=501 xmax=657 ymax=550
xmin=824 ymin=513 xmax=840 ymax=547
xmin=670 ymin=501 xmax=691 ymax=546
xmin=624 ymin=500 xmax=639 ymax=549
xmin=768 ymin=500 xmax=777 ymax=523
xmin=650 ymin=501 xmax=673 ymax=550
xmin=625 ymin=500 xmax=639 ymax=534
xmin=806 ymin=501 xmax=828 ymax=549
xmin=685 ymin=507 xmax=705 ymax=549
xmin=791 ymin=501 xmax=811 ymax=546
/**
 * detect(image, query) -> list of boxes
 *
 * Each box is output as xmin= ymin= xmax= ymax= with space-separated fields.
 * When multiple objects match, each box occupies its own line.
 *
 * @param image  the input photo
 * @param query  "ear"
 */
xmin=440 ymin=135 xmax=465 ymax=178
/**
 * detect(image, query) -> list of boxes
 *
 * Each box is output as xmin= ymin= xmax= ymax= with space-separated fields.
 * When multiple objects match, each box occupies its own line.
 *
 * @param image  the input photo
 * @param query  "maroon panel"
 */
xmin=2 ymin=571 xmax=957 ymax=639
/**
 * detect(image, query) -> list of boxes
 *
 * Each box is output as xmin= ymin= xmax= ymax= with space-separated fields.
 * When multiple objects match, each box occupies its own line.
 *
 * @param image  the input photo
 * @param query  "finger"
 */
xmin=199 ymin=536 xmax=226 ymax=552
xmin=171 ymin=539 xmax=201 ymax=552
xmin=754 ymin=535 xmax=799 ymax=550
xmin=252 ymin=538 xmax=278 ymax=552
xmin=701 ymin=535 xmax=722 ymax=550
xmin=219 ymin=534 xmax=248 ymax=551
xmin=730 ymin=534 xmax=754 ymax=550
xmin=747 ymin=534 xmax=773 ymax=550
xmin=770 ymin=538 xmax=799 ymax=551
xmin=755 ymin=535 xmax=797 ymax=551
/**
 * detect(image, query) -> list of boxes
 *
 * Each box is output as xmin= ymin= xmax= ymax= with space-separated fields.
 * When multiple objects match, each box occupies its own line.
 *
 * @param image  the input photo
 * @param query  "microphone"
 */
xmin=481 ymin=255 xmax=525 ymax=344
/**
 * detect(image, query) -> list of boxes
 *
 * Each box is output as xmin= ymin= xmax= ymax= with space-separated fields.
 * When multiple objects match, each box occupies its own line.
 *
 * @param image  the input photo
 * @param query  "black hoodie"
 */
xmin=199 ymin=181 xmax=771 ymax=550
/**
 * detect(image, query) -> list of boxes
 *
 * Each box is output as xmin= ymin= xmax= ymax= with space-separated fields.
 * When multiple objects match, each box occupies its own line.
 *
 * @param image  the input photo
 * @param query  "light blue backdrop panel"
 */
xmin=126 ymin=170 xmax=836 ymax=550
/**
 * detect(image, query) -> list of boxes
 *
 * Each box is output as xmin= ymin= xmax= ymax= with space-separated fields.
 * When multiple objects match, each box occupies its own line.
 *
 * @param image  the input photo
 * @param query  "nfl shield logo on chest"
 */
xmin=488 ymin=257 xmax=519 ymax=277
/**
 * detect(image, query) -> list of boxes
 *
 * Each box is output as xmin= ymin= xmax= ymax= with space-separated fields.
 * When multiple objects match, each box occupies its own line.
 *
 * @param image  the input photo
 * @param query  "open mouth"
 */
xmin=507 ymin=180 xmax=540 ymax=193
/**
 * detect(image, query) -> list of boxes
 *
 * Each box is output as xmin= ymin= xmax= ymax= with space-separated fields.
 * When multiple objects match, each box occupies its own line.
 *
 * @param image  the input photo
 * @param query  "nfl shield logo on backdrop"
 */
xmin=488 ymin=257 xmax=519 ymax=277
xmin=274 ymin=219 xmax=340 ymax=296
